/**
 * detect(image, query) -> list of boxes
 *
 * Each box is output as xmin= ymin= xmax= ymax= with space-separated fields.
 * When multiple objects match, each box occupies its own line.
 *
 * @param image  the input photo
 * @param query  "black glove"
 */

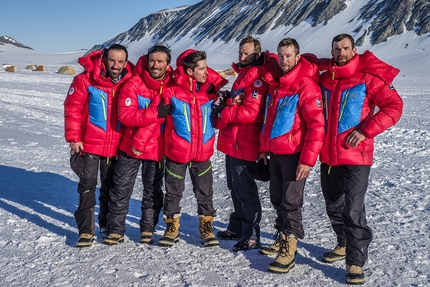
xmin=157 ymin=99 xmax=171 ymax=118
xmin=216 ymin=90 xmax=230 ymax=103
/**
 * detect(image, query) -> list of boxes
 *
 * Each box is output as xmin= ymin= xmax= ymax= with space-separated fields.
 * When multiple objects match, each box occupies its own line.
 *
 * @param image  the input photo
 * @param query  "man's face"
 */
xmin=106 ymin=49 xmax=127 ymax=79
xmin=238 ymin=43 xmax=260 ymax=66
xmin=331 ymin=38 xmax=357 ymax=66
xmin=148 ymin=52 xmax=170 ymax=80
xmin=277 ymin=45 xmax=300 ymax=74
xmin=186 ymin=59 xmax=208 ymax=84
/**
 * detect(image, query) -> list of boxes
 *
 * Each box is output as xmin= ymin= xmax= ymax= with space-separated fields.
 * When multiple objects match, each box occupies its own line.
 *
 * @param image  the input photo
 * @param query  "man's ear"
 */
xmin=186 ymin=67 xmax=193 ymax=76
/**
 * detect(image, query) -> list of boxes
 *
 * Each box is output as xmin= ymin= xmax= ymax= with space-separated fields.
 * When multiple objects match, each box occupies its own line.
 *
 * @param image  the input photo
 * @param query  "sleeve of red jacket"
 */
xmin=63 ymin=74 xmax=89 ymax=143
xmin=360 ymin=80 xmax=403 ymax=139
xmin=298 ymin=80 xmax=325 ymax=167
xmin=220 ymin=80 xmax=267 ymax=124
xmin=118 ymin=79 xmax=160 ymax=127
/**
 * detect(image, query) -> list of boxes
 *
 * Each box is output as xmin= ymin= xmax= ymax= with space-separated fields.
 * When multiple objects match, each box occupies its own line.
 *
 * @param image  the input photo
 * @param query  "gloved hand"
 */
xmin=157 ymin=99 xmax=171 ymax=118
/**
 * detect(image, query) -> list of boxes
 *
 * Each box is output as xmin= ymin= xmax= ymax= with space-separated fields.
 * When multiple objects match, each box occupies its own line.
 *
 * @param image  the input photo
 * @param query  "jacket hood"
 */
xmin=174 ymin=49 xmax=228 ymax=93
xmin=328 ymin=51 xmax=399 ymax=85
xmin=78 ymin=48 xmax=134 ymax=82
xmin=278 ymin=56 xmax=320 ymax=87
xmin=134 ymin=54 xmax=174 ymax=93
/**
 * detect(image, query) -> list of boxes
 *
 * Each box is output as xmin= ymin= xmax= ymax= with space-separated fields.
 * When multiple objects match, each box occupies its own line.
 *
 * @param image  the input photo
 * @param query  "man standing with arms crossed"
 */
xmin=103 ymin=45 xmax=173 ymax=245
xmin=215 ymin=36 xmax=277 ymax=251
xmin=258 ymin=38 xmax=324 ymax=273
xmin=64 ymin=44 xmax=134 ymax=247
xmin=319 ymin=34 xmax=403 ymax=284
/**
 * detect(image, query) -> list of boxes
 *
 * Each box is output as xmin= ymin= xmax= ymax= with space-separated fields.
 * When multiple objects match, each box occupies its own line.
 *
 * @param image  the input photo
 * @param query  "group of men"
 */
xmin=64 ymin=33 xmax=403 ymax=285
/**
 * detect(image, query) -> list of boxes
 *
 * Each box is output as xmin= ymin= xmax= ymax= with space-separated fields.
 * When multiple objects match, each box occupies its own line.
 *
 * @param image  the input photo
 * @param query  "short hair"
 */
xmin=182 ymin=50 xmax=207 ymax=72
xmin=332 ymin=34 xmax=355 ymax=49
xmin=108 ymin=44 xmax=128 ymax=61
xmin=239 ymin=36 xmax=262 ymax=53
xmin=277 ymin=38 xmax=300 ymax=55
xmin=147 ymin=43 xmax=172 ymax=65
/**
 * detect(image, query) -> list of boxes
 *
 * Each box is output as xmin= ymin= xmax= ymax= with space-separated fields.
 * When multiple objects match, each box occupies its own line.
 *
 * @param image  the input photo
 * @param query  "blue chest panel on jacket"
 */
xmin=137 ymin=96 xmax=151 ymax=109
xmin=269 ymin=94 xmax=299 ymax=139
xmin=171 ymin=97 xmax=192 ymax=143
xmin=201 ymin=100 xmax=215 ymax=144
xmin=88 ymin=86 xmax=108 ymax=131
xmin=338 ymin=83 xmax=366 ymax=134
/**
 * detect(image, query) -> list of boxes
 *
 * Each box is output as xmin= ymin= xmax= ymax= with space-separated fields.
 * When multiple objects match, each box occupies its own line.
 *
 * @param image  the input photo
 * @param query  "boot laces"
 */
xmin=167 ymin=221 xmax=177 ymax=233
xmin=279 ymin=237 xmax=290 ymax=258
xmin=273 ymin=230 xmax=281 ymax=248
xmin=201 ymin=220 xmax=213 ymax=236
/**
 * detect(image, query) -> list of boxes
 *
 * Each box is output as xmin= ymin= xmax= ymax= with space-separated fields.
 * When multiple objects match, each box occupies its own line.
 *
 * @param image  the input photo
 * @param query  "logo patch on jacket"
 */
xmin=316 ymin=99 xmax=322 ymax=107
xmin=68 ymin=87 xmax=74 ymax=95
xmin=125 ymin=98 xmax=131 ymax=106
xmin=253 ymin=79 xmax=263 ymax=88
xmin=389 ymin=84 xmax=396 ymax=90
xmin=252 ymin=91 xmax=259 ymax=99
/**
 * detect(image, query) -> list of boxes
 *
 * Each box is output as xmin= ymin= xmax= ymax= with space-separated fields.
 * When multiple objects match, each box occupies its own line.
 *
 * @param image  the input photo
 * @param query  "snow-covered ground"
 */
xmin=0 ymin=45 xmax=429 ymax=286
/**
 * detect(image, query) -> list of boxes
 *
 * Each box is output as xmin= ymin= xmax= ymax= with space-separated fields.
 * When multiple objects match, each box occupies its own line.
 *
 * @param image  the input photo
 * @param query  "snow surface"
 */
xmin=0 ymin=45 xmax=429 ymax=286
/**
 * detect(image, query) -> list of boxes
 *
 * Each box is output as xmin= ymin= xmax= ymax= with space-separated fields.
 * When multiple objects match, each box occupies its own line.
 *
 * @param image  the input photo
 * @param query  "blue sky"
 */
xmin=1 ymin=0 xmax=201 ymax=52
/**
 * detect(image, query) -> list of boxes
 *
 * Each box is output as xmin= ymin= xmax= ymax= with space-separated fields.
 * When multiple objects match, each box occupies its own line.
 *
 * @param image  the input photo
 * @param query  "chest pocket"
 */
xmin=171 ymin=97 xmax=191 ymax=143
xmin=88 ymin=86 xmax=108 ymax=131
xmin=271 ymin=94 xmax=299 ymax=139
xmin=338 ymin=83 xmax=366 ymax=134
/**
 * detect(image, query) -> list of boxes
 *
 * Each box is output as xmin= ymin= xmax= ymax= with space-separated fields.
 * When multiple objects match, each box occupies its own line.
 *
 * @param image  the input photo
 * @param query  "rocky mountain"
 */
xmin=94 ymin=0 xmax=429 ymax=50
xmin=0 ymin=36 xmax=33 ymax=50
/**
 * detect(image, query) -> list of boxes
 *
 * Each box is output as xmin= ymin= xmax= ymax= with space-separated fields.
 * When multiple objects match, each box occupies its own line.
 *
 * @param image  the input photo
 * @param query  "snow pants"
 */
xmin=164 ymin=157 xmax=215 ymax=218
xmin=108 ymin=151 xmax=164 ymax=235
xmin=320 ymin=163 xmax=373 ymax=267
xmin=225 ymin=155 xmax=261 ymax=241
xmin=74 ymin=153 xmax=115 ymax=235
xmin=269 ymin=153 xmax=306 ymax=239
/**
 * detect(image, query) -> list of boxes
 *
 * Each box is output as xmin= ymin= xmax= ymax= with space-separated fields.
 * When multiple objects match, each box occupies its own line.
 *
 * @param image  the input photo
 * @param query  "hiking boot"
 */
xmin=232 ymin=238 xmax=261 ymax=252
xmin=268 ymin=234 xmax=297 ymax=274
xmin=103 ymin=233 xmax=124 ymax=245
xmin=158 ymin=214 xmax=180 ymax=247
xmin=199 ymin=215 xmax=220 ymax=247
xmin=100 ymin=228 xmax=108 ymax=239
xmin=346 ymin=264 xmax=365 ymax=285
xmin=260 ymin=229 xmax=281 ymax=255
xmin=322 ymin=245 xmax=346 ymax=263
xmin=216 ymin=229 xmax=240 ymax=240
xmin=76 ymin=233 xmax=95 ymax=248
xmin=139 ymin=231 xmax=154 ymax=244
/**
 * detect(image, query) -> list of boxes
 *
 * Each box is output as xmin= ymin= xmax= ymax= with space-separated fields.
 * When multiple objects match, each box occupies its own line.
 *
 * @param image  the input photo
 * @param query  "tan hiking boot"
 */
xmin=103 ymin=233 xmax=124 ymax=245
xmin=158 ymin=214 xmax=180 ymax=247
xmin=322 ymin=245 xmax=346 ymax=262
xmin=259 ymin=229 xmax=281 ymax=255
xmin=346 ymin=264 xmax=365 ymax=285
xmin=198 ymin=215 xmax=219 ymax=247
xmin=268 ymin=234 xmax=297 ymax=274
xmin=76 ymin=233 xmax=95 ymax=248
xmin=139 ymin=231 xmax=154 ymax=244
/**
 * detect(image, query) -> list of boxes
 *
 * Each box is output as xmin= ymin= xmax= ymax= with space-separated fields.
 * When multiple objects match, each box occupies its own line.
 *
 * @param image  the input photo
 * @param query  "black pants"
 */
xmin=164 ymin=158 xmax=215 ymax=218
xmin=108 ymin=151 xmax=164 ymax=235
xmin=225 ymin=155 xmax=261 ymax=240
xmin=320 ymin=163 xmax=373 ymax=267
xmin=269 ymin=153 xmax=306 ymax=239
xmin=74 ymin=153 xmax=115 ymax=235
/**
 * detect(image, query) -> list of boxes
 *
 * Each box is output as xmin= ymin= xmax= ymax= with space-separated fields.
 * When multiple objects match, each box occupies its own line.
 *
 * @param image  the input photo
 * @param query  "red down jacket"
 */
xmin=118 ymin=54 xmax=174 ymax=161
xmin=259 ymin=56 xmax=325 ymax=167
xmin=319 ymin=51 xmax=403 ymax=166
xmin=164 ymin=49 xmax=228 ymax=163
xmin=216 ymin=51 xmax=278 ymax=161
xmin=64 ymin=49 xmax=134 ymax=157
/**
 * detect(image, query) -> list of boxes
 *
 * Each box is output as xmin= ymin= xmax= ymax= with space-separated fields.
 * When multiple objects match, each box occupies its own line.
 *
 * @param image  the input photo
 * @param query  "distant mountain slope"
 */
xmin=0 ymin=36 xmax=33 ymax=50
xmin=96 ymin=0 xmax=430 ymax=49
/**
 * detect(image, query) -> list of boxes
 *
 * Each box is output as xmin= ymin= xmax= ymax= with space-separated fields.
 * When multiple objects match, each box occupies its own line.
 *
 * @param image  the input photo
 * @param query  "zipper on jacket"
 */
xmin=235 ymin=142 xmax=239 ymax=149
xmin=331 ymin=66 xmax=335 ymax=80
xmin=203 ymin=105 xmax=207 ymax=134
xmin=272 ymin=98 xmax=286 ymax=128
xmin=184 ymin=104 xmax=191 ymax=132
xmin=289 ymin=134 xmax=292 ymax=142
xmin=100 ymin=92 xmax=107 ymax=120
xmin=324 ymin=91 xmax=328 ymax=120
xmin=338 ymin=91 xmax=349 ymax=122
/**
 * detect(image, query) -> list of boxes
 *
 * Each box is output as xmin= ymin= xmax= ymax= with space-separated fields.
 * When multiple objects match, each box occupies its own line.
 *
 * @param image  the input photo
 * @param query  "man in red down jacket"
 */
xmin=159 ymin=49 xmax=228 ymax=248
xmin=258 ymin=38 xmax=325 ymax=274
xmin=64 ymin=44 xmax=134 ymax=247
xmin=103 ymin=45 xmax=173 ymax=245
xmin=318 ymin=34 xmax=403 ymax=285
xmin=215 ymin=36 xmax=277 ymax=252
